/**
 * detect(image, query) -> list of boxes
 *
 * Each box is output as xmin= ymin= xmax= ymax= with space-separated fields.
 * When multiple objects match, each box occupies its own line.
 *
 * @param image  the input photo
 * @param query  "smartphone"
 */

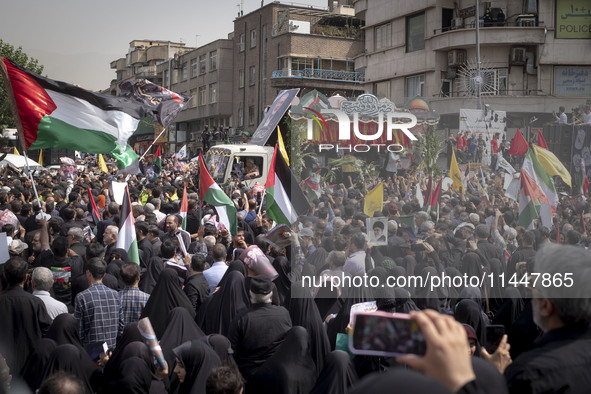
xmin=484 ymin=325 xmax=505 ymax=354
xmin=349 ymin=311 xmax=426 ymax=357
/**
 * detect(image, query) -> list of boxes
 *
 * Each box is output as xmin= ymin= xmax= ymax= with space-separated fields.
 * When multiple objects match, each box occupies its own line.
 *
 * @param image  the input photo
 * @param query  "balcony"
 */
xmin=272 ymin=68 xmax=364 ymax=83
xmin=134 ymin=65 xmax=158 ymax=78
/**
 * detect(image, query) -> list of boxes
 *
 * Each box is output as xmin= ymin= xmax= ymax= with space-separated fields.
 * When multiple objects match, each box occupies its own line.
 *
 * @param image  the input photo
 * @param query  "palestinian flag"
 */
xmin=87 ymin=186 xmax=101 ymax=226
xmin=304 ymin=171 xmax=322 ymax=202
xmin=154 ymin=146 xmax=162 ymax=173
xmin=518 ymin=169 xmax=551 ymax=230
xmin=522 ymin=149 xmax=558 ymax=210
xmin=425 ymin=178 xmax=442 ymax=220
xmin=423 ymin=176 xmax=432 ymax=210
xmin=180 ymin=183 xmax=188 ymax=230
xmin=116 ymin=186 xmax=139 ymax=264
xmin=1 ymin=57 xmax=145 ymax=168
xmin=265 ymin=145 xmax=310 ymax=225
xmin=198 ymin=153 xmax=237 ymax=235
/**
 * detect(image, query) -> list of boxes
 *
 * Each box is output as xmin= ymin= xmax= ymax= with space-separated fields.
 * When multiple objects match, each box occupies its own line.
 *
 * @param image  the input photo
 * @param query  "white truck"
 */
xmin=204 ymin=144 xmax=274 ymax=187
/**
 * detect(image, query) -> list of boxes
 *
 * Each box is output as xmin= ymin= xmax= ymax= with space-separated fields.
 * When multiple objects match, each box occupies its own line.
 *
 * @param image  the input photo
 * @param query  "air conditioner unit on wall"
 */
xmin=510 ymin=47 xmax=526 ymax=65
xmin=448 ymin=49 xmax=466 ymax=67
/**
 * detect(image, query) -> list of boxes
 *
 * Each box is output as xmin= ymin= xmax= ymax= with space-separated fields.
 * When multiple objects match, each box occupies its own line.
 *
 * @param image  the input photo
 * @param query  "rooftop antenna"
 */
xmin=195 ymin=34 xmax=200 ymax=47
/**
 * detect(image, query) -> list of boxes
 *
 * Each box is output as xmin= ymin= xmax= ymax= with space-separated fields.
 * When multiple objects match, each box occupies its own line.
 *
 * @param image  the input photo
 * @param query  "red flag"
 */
xmin=537 ymin=130 xmax=548 ymax=149
xmin=87 ymin=186 xmax=100 ymax=224
xmin=155 ymin=146 xmax=161 ymax=158
xmin=508 ymin=129 xmax=529 ymax=156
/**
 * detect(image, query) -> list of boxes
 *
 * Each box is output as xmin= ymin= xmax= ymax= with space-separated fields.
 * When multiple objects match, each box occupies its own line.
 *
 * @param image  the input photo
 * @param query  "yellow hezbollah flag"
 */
xmin=38 ymin=149 xmax=43 ymax=164
xmin=364 ymin=182 xmax=384 ymax=217
xmin=98 ymin=154 xmax=108 ymax=173
xmin=277 ymin=126 xmax=289 ymax=166
xmin=13 ymin=147 xmax=19 ymax=155
xmin=532 ymin=144 xmax=571 ymax=187
xmin=449 ymin=149 xmax=463 ymax=192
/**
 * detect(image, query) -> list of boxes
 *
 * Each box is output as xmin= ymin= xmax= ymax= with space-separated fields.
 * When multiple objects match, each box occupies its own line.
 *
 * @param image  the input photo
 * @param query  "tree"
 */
xmin=0 ymin=39 xmax=44 ymax=129
xmin=414 ymin=125 xmax=445 ymax=177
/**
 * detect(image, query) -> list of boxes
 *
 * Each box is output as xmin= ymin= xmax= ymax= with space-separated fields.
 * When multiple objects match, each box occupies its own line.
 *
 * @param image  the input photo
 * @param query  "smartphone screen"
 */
xmin=349 ymin=312 xmax=426 ymax=357
xmin=484 ymin=325 xmax=505 ymax=354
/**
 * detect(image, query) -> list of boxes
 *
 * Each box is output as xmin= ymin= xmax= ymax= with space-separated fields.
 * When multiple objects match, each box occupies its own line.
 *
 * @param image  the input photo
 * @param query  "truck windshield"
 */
xmin=205 ymin=149 xmax=231 ymax=183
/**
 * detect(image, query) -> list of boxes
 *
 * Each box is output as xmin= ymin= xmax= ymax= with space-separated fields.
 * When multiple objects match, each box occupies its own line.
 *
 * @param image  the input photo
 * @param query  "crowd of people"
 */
xmin=0 ymin=144 xmax=590 ymax=394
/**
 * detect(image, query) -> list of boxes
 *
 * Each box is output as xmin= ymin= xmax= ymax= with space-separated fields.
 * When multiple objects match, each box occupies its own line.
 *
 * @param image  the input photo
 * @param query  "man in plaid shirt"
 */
xmin=119 ymin=262 xmax=150 ymax=325
xmin=74 ymin=257 xmax=123 ymax=350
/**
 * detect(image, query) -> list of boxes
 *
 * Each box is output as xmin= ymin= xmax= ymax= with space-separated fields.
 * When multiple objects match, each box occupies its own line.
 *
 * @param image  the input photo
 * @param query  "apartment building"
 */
xmin=232 ymin=2 xmax=365 ymax=134
xmin=353 ymin=0 xmax=591 ymax=133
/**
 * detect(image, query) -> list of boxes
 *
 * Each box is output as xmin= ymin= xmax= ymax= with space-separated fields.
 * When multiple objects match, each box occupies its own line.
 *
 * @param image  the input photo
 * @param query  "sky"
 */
xmin=1 ymin=0 xmax=326 ymax=91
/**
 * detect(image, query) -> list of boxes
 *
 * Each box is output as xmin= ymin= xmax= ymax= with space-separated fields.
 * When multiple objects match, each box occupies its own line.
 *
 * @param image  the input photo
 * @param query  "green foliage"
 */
xmin=0 ymin=39 xmax=45 ymax=129
xmin=328 ymin=155 xmax=379 ymax=194
xmin=286 ymin=117 xmax=316 ymax=179
xmin=414 ymin=125 xmax=444 ymax=177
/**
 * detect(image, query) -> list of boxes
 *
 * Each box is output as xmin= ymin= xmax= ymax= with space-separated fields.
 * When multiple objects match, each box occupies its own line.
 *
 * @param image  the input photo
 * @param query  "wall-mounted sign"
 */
xmin=556 ymin=0 xmax=591 ymax=38
xmin=554 ymin=66 xmax=591 ymax=95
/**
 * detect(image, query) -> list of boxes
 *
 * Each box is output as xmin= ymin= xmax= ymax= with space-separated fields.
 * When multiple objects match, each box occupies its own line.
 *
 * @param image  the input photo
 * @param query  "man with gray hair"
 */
xmin=227 ymin=275 xmax=292 ymax=380
xmin=67 ymin=227 xmax=86 ymax=257
xmin=504 ymin=244 xmax=591 ymax=392
xmin=32 ymin=267 xmax=68 ymax=321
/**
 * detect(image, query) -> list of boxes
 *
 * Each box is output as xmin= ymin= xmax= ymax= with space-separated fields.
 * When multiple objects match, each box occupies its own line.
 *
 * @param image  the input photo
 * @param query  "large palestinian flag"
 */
xmin=116 ymin=186 xmax=139 ymax=264
xmin=264 ymin=145 xmax=310 ymax=225
xmin=198 ymin=153 xmax=237 ymax=235
xmin=1 ymin=57 xmax=146 ymax=167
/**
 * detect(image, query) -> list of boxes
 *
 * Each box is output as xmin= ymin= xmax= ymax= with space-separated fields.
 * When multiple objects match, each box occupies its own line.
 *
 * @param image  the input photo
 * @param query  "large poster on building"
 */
xmin=459 ymin=108 xmax=507 ymax=165
xmin=556 ymin=0 xmax=591 ymax=39
xmin=554 ymin=67 xmax=591 ymax=96
xmin=572 ymin=126 xmax=591 ymax=180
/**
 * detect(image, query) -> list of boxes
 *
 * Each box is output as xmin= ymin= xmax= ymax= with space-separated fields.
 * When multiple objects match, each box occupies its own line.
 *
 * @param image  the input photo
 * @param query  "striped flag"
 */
xmin=180 ymin=183 xmax=188 ymax=230
xmin=423 ymin=176 xmax=432 ymax=210
xmin=304 ymin=171 xmax=322 ymax=202
xmin=522 ymin=149 xmax=558 ymax=210
xmin=425 ymin=178 xmax=443 ymax=220
xmin=518 ymin=169 xmax=551 ymax=230
xmin=198 ymin=153 xmax=237 ymax=234
xmin=87 ymin=186 xmax=101 ymax=226
xmin=1 ymin=57 xmax=143 ymax=168
xmin=116 ymin=186 xmax=139 ymax=264
xmin=277 ymin=126 xmax=289 ymax=166
xmin=264 ymin=145 xmax=310 ymax=225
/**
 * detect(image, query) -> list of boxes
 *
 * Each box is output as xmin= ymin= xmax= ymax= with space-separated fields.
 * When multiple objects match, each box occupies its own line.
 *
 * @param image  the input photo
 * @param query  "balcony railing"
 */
xmin=433 ymin=19 xmax=544 ymax=35
xmin=134 ymin=66 xmax=157 ymax=78
xmin=272 ymin=68 xmax=364 ymax=83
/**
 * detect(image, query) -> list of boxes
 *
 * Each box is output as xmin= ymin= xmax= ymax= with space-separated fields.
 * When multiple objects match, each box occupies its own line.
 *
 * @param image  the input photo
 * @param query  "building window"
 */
xmin=181 ymin=62 xmax=188 ymax=81
xmin=190 ymin=59 xmax=197 ymax=77
xmin=209 ymin=83 xmax=217 ymax=103
xmin=239 ymin=69 xmax=245 ymax=88
xmin=198 ymin=86 xmax=206 ymax=106
xmin=375 ymin=23 xmax=392 ymax=50
xmin=249 ymin=66 xmax=255 ymax=86
xmin=441 ymin=80 xmax=452 ymax=97
xmin=373 ymin=81 xmax=390 ymax=98
xmin=406 ymin=12 xmax=425 ymax=52
xmin=474 ymin=68 xmax=508 ymax=96
xmin=406 ymin=74 xmax=425 ymax=97
xmin=250 ymin=29 xmax=257 ymax=48
xmin=291 ymin=57 xmax=317 ymax=73
xmin=238 ymin=107 xmax=244 ymax=127
xmin=199 ymin=54 xmax=206 ymax=74
xmin=190 ymin=89 xmax=197 ymax=107
xmin=239 ymin=34 xmax=245 ymax=52
xmin=248 ymin=105 xmax=255 ymax=126
xmin=210 ymin=51 xmax=217 ymax=71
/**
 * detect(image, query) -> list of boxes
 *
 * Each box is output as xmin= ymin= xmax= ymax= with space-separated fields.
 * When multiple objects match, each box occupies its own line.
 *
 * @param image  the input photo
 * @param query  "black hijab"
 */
xmin=414 ymin=266 xmax=442 ymax=311
xmin=272 ymin=256 xmax=292 ymax=306
xmin=289 ymin=283 xmax=330 ymax=374
xmin=492 ymin=287 xmax=525 ymax=332
xmin=471 ymin=357 xmax=509 ymax=394
xmin=196 ymin=271 xmax=249 ymax=336
xmin=140 ymin=268 xmax=195 ymax=338
xmin=393 ymin=287 xmax=420 ymax=314
xmin=454 ymin=299 xmax=486 ymax=345
xmin=327 ymin=281 xmax=374 ymax=350
xmin=246 ymin=326 xmax=317 ymax=394
xmin=173 ymin=339 xmax=222 ymax=394
xmin=113 ymin=356 xmax=153 ymax=394
xmin=46 ymin=313 xmax=84 ymax=352
xmin=310 ymin=350 xmax=359 ymax=394
xmin=445 ymin=266 xmax=463 ymax=300
xmin=201 ymin=334 xmax=235 ymax=365
xmin=139 ymin=256 xmax=164 ymax=293
xmin=402 ymin=255 xmax=417 ymax=276
xmin=307 ymin=247 xmax=329 ymax=274
xmin=20 ymin=338 xmax=56 ymax=392
xmin=40 ymin=344 xmax=96 ymax=394
xmin=160 ymin=307 xmax=206 ymax=389
xmin=215 ymin=260 xmax=247 ymax=290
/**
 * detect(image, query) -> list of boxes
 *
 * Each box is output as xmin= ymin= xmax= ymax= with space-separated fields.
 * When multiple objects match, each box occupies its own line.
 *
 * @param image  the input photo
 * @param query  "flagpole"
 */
xmin=0 ymin=59 xmax=41 ymax=206
xmin=138 ymin=127 xmax=167 ymax=162
xmin=258 ymin=189 xmax=266 ymax=214
xmin=22 ymin=149 xmax=41 ymax=204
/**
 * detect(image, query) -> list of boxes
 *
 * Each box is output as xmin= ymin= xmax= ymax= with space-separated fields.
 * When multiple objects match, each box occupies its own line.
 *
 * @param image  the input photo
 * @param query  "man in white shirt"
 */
xmin=31 ymin=267 xmax=68 ymax=321
xmin=343 ymin=232 xmax=373 ymax=276
xmin=203 ymin=243 xmax=229 ymax=293
xmin=553 ymin=106 xmax=567 ymax=125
